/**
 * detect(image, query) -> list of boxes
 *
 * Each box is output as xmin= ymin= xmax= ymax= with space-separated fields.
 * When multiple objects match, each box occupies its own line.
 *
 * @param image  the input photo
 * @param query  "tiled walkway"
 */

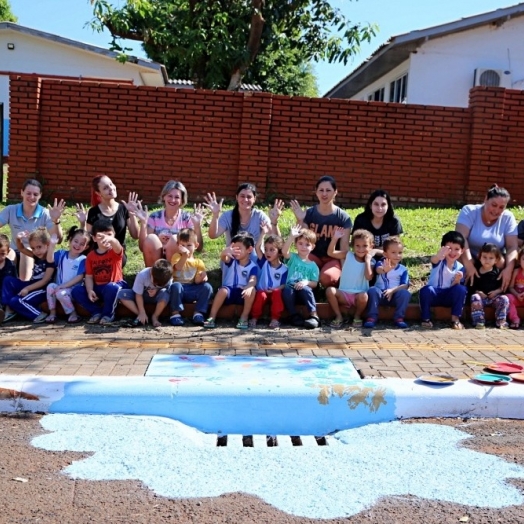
xmin=1 ymin=319 xmax=523 ymax=379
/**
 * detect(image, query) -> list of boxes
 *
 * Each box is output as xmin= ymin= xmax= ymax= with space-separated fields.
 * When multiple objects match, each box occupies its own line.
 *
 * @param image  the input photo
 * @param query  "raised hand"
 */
xmin=191 ymin=203 xmax=205 ymax=226
xmin=133 ymin=201 xmax=149 ymax=224
xmin=75 ymin=203 xmax=87 ymax=224
xmin=49 ymin=234 xmax=59 ymax=245
xmin=290 ymin=224 xmax=302 ymax=238
xmin=437 ymin=246 xmax=450 ymax=260
xmin=269 ymin=199 xmax=285 ymax=224
xmin=203 ymin=192 xmax=223 ymax=215
xmin=381 ymin=258 xmax=393 ymax=273
xmin=48 ymin=198 xmax=66 ymax=222
xmin=289 ymin=200 xmax=306 ymax=222
xmin=333 ymin=226 xmax=345 ymax=240
xmin=122 ymin=192 xmax=140 ymax=213
xmin=260 ymin=222 xmax=271 ymax=236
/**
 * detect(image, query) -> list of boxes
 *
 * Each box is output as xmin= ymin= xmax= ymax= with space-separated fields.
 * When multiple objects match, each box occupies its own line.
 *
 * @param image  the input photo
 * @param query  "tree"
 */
xmin=90 ymin=0 xmax=376 ymax=94
xmin=0 ymin=0 xmax=17 ymax=22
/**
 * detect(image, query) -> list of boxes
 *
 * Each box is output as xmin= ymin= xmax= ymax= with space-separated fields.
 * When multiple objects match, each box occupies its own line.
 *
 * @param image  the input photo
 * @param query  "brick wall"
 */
xmin=7 ymin=75 xmax=524 ymax=207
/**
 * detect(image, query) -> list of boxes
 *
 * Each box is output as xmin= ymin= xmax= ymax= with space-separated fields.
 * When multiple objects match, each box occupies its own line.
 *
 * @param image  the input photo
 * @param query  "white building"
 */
xmin=325 ymin=3 xmax=524 ymax=107
xmin=0 ymin=22 xmax=168 ymax=156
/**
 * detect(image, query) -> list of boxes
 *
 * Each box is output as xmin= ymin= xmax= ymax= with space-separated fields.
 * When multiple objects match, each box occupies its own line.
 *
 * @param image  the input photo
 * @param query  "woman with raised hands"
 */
xmin=204 ymin=183 xmax=284 ymax=249
xmin=75 ymin=175 xmax=139 ymax=267
xmin=290 ymin=175 xmax=352 ymax=288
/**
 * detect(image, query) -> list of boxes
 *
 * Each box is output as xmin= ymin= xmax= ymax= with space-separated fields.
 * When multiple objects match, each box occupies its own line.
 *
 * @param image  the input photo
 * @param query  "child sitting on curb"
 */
xmin=72 ymin=219 xmax=128 ymax=325
xmin=169 ymin=228 xmax=213 ymax=326
xmin=364 ymin=236 xmax=411 ymax=329
xmin=204 ymin=232 xmax=257 ymax=329
xmin=282 ymin=225 xmax=320 ymax=329
xmin=0 ymin=233 xmax=17 ymax=323
xmin=118 ymin=259 xmax=173 ymax=327
xmin=326 ymin=228 xmax=375 ymax=329
xmin=249 ymin=226 xmax=287 ymax=329
xmin=419 ymin=231 xmax=468 ymax=330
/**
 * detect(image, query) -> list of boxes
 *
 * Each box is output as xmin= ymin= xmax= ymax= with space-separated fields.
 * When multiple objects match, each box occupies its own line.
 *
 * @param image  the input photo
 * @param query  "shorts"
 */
xmin=222 ymin=286 xmax=245 ymax=306
xmin=339 ymin=290 xmax=358 ymax=308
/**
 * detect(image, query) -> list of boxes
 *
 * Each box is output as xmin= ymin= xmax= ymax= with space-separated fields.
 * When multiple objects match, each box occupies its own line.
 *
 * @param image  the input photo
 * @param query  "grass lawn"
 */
xmin=2 ymin=201 xmax=523 ymax=302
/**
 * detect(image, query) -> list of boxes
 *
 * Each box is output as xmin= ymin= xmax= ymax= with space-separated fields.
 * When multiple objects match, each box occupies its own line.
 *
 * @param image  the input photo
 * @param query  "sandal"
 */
xmin=122 ymin=318 xmax=141 ymax=328
xmin=87 ymin=314 xmax=102 ymax=324
xmin=269 ymin=319 xmax=280 ymax=329
xmin=352 ymin=318 xmax=364 ymax=328
xmin=451 ymin=320 xmax=464 ymax=330
xmin=510 ymin=322 xmax=520 ymax=330
xmin=236 ymin=319 xmax=249 ymax=329
xmin=421 ymin=320 xmax=433 ymax=329
xmin=203 ymin=318 xmax=216 ymax=329
xmin=329 ymin=318 xmax=344 ymax=328
xmin=45 ymin=314 xmax=57 ymax=324
xmin=497 ymin=321 xmax=509 ymax=329
xmin=33 ymin=312 xmax=48 ymax=324
xmin=67 ymin=313 xmax=82 ymax=324
xmin=100 ymin=316 xmax=114 ymax=325
xmin=248 ymin=318 xmax=257 ymax=328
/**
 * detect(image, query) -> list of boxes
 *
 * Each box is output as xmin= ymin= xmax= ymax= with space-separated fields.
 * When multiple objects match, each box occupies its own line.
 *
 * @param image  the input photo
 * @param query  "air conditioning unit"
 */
xmin=473 ymin=68 xmax=512 ymax=88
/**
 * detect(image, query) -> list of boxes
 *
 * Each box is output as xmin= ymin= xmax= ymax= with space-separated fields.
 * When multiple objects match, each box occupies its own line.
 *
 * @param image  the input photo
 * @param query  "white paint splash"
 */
xmin=33 ymin=414 xmax=524 ymax=519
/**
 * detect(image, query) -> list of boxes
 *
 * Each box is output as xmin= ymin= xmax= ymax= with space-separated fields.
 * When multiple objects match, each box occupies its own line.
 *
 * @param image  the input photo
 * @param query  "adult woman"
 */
xmin=138 ymin=180 xmax=204 ymax=267
xmin=455 ymin=185 xmax=518 ymax=290
xmin=352 ymin=189 xmax=403 ymax=250
xmin=204 ymin=183 xmax=283 ymax=246
xmin=0 ymin=178 xmax=65 ymax=280
xmin=75 ymin=175 xmax=139 ymax=266
xmin=290 ymin=175 xmax=352 ymax=288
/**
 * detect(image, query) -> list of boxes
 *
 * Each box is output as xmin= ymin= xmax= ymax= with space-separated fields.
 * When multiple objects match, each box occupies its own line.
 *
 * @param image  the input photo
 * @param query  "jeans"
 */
xmin=72 ymin=281 xmax=129 ymax=319
xmin=282 ymin=285 xmax=317 ymax=317
xmin=366 ymin=286 xmax=411 ymax=320
xmin=169 ymin=282 xmax=213 ymax=315
xmin=419 ymin=284 xmax=467 ymax=320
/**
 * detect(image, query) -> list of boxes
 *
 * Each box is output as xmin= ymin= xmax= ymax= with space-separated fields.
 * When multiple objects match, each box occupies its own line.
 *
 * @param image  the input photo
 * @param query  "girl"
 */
xmin=250 ymin=227 xmax=288 ymax=328
xmin=507 ymin=247 xmax=524 ymax=329
xmin=352 ymin=189 xmax=403 ymax=252
xmin=1 ymin=228 xmax=55 ymax=323
xmin=469 ymin=243 xmax=509 ymax=329
xmin=45 ymin=227 xmax=91 ymax=324
xmin=290 ymin=176 xmax=352 ymax=288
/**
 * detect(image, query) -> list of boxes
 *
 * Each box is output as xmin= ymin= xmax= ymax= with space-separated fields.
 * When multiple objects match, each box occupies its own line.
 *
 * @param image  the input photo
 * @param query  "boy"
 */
xmin=203 ymin=232 xmax=257 ymax=329
xmin=71 ymin=219 xmax=128 ymax=325
xmin=117 ymin=259 xmax=173 ymax=327
xmin=419 ymin=230 xmax=468 ymax=329
xmin=0 ymin=233 xmax=17 ymax=323
xmin=282 ymin=225 xmax=320 ymax=329
xmin=364 ymin=236 xmax=411 ymax=329
xmin=169 ymin=228 xmax=213 ymax=326
xmin=326 ymin=228 xmax=375 ymax=328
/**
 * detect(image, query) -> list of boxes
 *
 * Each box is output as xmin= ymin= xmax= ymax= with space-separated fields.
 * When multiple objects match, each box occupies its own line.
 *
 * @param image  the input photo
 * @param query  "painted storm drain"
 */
xmin=33 ymin=414 xmax=524 ymax=520
xmin=316 ymin=383 xmax=387 ymax=412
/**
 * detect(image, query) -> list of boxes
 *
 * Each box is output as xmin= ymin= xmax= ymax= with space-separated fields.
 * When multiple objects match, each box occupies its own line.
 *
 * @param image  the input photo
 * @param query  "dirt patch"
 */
xmin=2 ymin=413 xmax=524 ymax=523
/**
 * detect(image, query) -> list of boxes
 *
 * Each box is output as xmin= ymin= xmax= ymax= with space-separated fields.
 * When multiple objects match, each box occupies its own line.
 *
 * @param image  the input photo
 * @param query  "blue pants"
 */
xmin=1 ymin=276 xmax=46 ymax=320
xmin=366 ymin=286 xmax=410 ymax=321
xmin=282 ymin=285 xmax=317 ymax=316
xmin=72 ymin=281 xmax=128 ymax=319
xmin=419 ymin=284 xmax=467 ymax=321
xmin=170 ymin=282 xmax=213 ymax=315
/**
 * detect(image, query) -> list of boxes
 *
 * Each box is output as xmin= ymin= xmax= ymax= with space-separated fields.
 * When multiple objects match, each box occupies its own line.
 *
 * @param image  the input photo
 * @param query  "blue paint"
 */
xmin=32 ymin=415 xmax=524 ymax=519
xmin=49 ymin=377 xmax=397 ymax=435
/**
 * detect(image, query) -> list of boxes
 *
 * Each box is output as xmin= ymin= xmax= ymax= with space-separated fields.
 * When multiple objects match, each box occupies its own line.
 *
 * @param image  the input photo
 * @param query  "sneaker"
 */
xmin=394 ymin=318 xmax=408 ymax=329
xmin=192 ymin=313 xmax=205 ymax=326
xmin=363 ymin=318 xmax=376 ymax=329
xmin=170 ymin=315 xmax=184 ymax=326
xmin=303 ymin=316 xmax=320 ymax=329
xmin=475 ymin=323 xmax=486 ymax=330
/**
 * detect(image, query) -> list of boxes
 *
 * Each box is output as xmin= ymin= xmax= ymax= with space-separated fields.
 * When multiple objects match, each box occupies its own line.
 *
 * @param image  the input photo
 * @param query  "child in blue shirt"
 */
xmin=419 ymin=230 xmax=468 ymax=329
xmin=364 ymin=236 xmax=411 ymax=329
xmin=204 ymin=232 xmax=258 ymax=329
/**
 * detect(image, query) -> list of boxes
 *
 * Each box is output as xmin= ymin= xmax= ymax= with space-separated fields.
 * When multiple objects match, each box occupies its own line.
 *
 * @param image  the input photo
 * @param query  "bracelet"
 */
xmin=271 ymin=222 xmax=278 ymax=226
xmin=53 ymin=219 xmax=61 ymax=225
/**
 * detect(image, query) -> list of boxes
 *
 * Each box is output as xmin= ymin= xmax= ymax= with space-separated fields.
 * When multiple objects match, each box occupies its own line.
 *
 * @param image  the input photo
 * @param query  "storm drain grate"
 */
xmin=215 ymin=435 xmax=329 ymax=447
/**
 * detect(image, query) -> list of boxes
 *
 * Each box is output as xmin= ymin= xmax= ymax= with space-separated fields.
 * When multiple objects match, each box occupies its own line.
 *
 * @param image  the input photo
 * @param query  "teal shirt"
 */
xmin=285 ymin=253 xmax=319 ymax=287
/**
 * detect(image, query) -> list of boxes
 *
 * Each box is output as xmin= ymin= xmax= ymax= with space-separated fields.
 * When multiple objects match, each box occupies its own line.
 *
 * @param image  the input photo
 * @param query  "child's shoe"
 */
xmin=363 ymin=318 xmax=376 ymax=329
xmin=203 ymin=317 xmax=216 ymax=328
xmin=269 ymin=319 xmax=280 ymax=329
xmin=303 ymin=315 xmax=320 ymax=329
xmin=289 ymin=313 xmax=304 ymax=327
xmin=248 ymin=318 xmax=257 ymax=328
xmin=192 ymin=313 xmax=205 ymax=326
xmin=394 ymin=318 xmax=408 ymax=329
xmin=170 ymin=314 xmax=184 ymax=326
xmin=475 ymin=322 xmax=485 ymax=330
xmin=496 ymin=321 xmax=509 ymax=329
xmin=236 ymin=319 xmax=249 ymax=329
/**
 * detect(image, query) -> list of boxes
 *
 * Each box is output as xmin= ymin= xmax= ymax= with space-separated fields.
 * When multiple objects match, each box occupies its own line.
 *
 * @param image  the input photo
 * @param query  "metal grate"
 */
xmin=215 ymin=435 xmax=329 ymax=447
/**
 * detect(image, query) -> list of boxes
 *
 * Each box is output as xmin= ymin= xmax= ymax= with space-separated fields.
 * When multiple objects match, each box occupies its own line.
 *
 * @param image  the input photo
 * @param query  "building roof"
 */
xmin=0 ymin=22 xmax=169 ymax=85
xmin=167 ymin=78 xmax=263 ymax=92
xmin=324 ymin=2 xmax=524 ymax=99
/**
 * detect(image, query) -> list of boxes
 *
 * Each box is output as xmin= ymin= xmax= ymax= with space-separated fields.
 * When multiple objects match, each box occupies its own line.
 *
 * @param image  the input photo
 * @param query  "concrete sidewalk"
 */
xmin=1 ymin=318 xmax=523 ymax=380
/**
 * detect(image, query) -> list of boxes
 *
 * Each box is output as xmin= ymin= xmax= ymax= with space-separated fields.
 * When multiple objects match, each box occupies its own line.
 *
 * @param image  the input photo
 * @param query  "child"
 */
xmin=118 ymin=259 xmax=173 ymax=327
xmin=250 ymin=228 xmax=287 ymax=328
xmin=0 ymin=233 xmax=17 ymax=322
xmin=71 ymin=219 xmax=128 ymax=325
xmin=326 ymin=227 xmax=375 ymax=328
xmin=169 ymin=228 xmax=213 ymax=326
xmin=204 ymin=232 xmax=257 ymax=329
xmin=1 ymin=228 xmax=55 ymax=323
xmin=45 ymin=226 xmax=90 ymax=324
xmin=507 ymin=247 xmax=524 ymax=329
xmin=419 ymin=230 xmax=468 ymax=329
xmin=364 ymin=236 xmax=411 ymax=329
xmin=469 ymin=243 xmax=509 ymax=329
xmin=282 ymin=225 xmax=320 ymax=329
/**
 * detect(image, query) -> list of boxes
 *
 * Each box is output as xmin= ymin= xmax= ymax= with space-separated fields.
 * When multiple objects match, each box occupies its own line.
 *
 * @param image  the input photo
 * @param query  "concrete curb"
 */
xmin=2 ymin=375 xmax=523 ymax=435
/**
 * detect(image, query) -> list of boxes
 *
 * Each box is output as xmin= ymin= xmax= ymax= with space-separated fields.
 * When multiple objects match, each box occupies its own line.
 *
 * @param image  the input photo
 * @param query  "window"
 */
xmin=367 ymin=87 xmax=385 ymax=102
xmin=389 ymin=73 xmax=408 ymax=103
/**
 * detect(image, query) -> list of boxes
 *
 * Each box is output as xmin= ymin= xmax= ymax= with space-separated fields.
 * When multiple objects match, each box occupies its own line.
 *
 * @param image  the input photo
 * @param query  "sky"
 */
xmin=8 ymin=0 xmax=520 ymax=94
